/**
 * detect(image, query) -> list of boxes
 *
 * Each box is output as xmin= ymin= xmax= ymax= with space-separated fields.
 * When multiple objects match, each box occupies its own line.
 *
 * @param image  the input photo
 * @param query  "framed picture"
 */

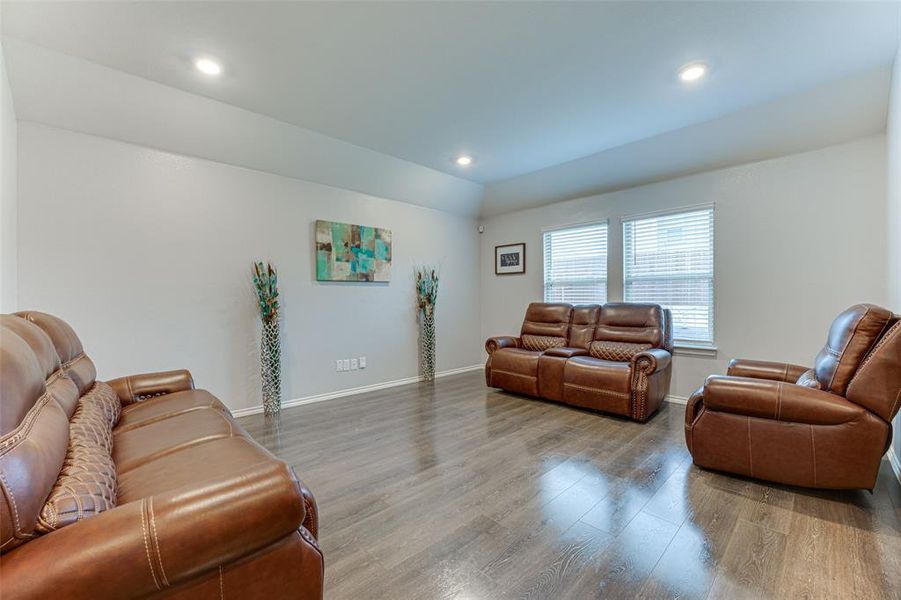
xmin=495 ymin=243 xmax=526 ymax=275
xmin=315 ymin=220 xmax=392 ymax=282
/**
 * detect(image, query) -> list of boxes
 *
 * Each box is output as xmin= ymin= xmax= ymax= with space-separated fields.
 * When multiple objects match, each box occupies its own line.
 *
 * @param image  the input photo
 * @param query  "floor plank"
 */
xmin=238 ymin=372 xmax=901 ymax=600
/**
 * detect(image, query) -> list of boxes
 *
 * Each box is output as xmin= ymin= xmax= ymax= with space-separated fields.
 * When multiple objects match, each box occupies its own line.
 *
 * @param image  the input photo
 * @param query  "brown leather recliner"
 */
xmin=485 ymin=302 xmax=674 ymax=421
xmin=0 ymin=312 xmax=324 ymax=599
xmin=685 ymin=304 xmax=901 ymax=490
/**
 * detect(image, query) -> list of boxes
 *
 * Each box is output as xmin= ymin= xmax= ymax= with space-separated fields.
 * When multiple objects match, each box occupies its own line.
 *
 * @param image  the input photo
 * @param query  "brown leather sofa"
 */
xmin=485 ymin=302 xmax=673 ymax=421
xmin=686 ymin=304 xmax=901 ymax=490
xmin=0 ymin=312 xmax=323 ymax=599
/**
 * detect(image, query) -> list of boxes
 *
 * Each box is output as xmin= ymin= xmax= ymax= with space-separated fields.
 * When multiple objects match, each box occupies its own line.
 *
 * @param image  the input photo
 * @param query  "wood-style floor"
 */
xmin=239 ymin=371 xmax=901 ymax=600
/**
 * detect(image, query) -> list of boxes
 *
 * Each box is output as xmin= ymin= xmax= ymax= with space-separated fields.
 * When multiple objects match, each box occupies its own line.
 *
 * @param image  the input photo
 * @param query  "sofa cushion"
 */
xmin=116 ymin=436 xmax=278 ymax=503
xmin=589 ymin=340 xmax=652 ymax=362
xmin=115 ymin=389 xmax=228 ymax=432
xmin=562 ymin=357 xmax=633 ymax=415
xmin=521 ymin=334 xmax=566 ymax=352
xmin=36 ymin=382 xmax=120 ymax=533
xmin=488 ymin=348 xmax=541 ymax=397
xmin=113 ymin=406 xmax=247 ymax=473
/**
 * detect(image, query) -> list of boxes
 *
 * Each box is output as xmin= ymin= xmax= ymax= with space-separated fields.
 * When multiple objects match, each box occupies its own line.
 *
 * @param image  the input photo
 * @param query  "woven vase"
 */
xmin=419 ymin=307 xmax=436 ymax=382
xmin=260 ymin=318 xmax=282 ymax=416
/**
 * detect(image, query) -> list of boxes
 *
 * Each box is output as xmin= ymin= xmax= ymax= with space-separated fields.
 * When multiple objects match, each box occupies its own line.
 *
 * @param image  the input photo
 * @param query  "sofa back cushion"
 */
xmin=568 ymin=305 xmax=601 ymax=349
xmin=813 ymin=304 xmax=894 ymax=396
xmin=36 ymin=382 xmax=120 ymax=533
xmin=846 ymin=316 xmax=901 ymax=422
xmin=519 ymin=303 xmax=572 ymax=345
xmin=589 ymin=340 xmax=652 ymax=362
xmin=16 ymin=312 xmax=97 ymax=396
xmin=594 ymin=303 xmax=666 ymax=348
xmin=521 ymin=334 xmax=566 ymax=352
xmin=0 ymin=319 xmax=70 ymax=553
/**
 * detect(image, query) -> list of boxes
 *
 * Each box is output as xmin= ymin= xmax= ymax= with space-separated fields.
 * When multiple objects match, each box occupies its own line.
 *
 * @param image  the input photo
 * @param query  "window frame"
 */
xmin=541 ymin=219 xmax=610 ymax=306
xmin=621 ymin=204 xmax=715 ymax=347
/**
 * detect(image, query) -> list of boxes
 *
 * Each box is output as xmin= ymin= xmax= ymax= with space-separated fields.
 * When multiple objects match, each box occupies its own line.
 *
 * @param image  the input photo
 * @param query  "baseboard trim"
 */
xmin=231 ymin=364 xmax=483 ymax=418
xmin=664 ymin=394 xmax=689 ymax=405
xmin=888 ymin=444 xmax=901 ymax=484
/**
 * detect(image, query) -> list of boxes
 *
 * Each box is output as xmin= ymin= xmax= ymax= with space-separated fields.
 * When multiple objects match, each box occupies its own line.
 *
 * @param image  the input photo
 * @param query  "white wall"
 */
xmin=17 ymin=123 xmax=483 ymax=412
xmin=0 ymin=44 xmax=17 ymax=313
xmin=887 ymin=40 xmax=901 ymax=470
xmin=480 ymin=135 xmax=887 ymax=399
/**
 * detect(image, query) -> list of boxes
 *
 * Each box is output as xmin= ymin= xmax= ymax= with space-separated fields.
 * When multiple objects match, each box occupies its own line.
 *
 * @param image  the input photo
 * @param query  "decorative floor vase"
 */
xmin=261 ymin=318 xmax=282 ymax=416
xmin=419 ymin=310 xmax=436 ymax=382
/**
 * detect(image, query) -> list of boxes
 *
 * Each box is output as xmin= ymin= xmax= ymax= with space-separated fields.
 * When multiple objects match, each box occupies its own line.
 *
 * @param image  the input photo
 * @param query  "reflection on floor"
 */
xmin=239 ymin=371 xmax=901 ymax=600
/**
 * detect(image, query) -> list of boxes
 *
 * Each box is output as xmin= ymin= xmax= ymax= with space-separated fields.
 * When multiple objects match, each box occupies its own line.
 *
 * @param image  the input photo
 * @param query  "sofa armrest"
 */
xmin=726 ymin=359 xmax=809 ymax=383
xmin=631 ymin=348 xmax=672 ymax=375
xmin=107 ymin=369 xmax=195 ymax=406
xmin=0 ymin=461 xmax=306 ymax=600
xmin=485 ymin=336 xmax=520 ymax=355
xmin=544 ymin=346 xmax=589 ymax=358
xmin=703 ymin=375 xmax=865 ymax=425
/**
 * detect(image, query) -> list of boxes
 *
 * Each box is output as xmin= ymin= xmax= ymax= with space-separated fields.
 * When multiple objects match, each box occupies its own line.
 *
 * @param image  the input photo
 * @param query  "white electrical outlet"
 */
xmin=336 ymin=359 xmax=343 ymax=372
xmin=359 ymin=356 xmax=367 ymax=369
xmin=342 ymin=358 xmax=351 ymax=371
xmin=350 ymin=358 xmax=359 ymax=370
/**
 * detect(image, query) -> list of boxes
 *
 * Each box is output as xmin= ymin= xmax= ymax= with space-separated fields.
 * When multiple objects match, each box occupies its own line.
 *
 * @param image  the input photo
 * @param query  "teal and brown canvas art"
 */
xmin=315 ymin=220 xmax=392 ymax=282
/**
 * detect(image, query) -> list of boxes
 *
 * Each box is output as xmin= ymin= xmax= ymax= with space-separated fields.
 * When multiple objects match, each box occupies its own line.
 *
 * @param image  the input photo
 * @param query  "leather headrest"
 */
xmin=15 ymin=312 xmax=84 ymax=365
xmin=594 ymin=303 xmax=665 ymax=347
xmin=814 ymin=304 xmax=893 ymax=396
xmin=520 ymin=303 xmax=572 ymax=339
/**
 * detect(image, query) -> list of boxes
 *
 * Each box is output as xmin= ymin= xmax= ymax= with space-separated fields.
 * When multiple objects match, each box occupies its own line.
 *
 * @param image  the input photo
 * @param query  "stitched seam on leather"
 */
xmin=747 ymin=417 xmax=753 ymax=477
xmin=219 ymin=565 xmax=224 ymax=599
xmin=827 ymin=306 xmax=870 ymax=390
xmin=780 ymin=363 xmax=789 ymax=383
xmin=775 ymin=383 xmax=783 ymax=420
xmin=492 ymin=369 xmax=537 ymax=381
xmin=125 ymin=376 xmax=135 ymax=403
xmin=810 ymin=425 xmax=817 ymax=487
xmin=117 ymin=433 xmax=232 ymax=474
xmin=562 ymin=383 xmax=630 ymax=398
xmin=0 ymin=393 xmax=54 ymax=451
xmin=148 ymin=497 xmax=169 ymax=587
xmin=117 ymin=403 xmax=218 ymax=432
xmin=0 ymin=470 xmax=22 ymax=533
xmin=60 ymin=352 xmax=87 ymax=369
xmin=141 ymin=499 xmax=162 ymax=590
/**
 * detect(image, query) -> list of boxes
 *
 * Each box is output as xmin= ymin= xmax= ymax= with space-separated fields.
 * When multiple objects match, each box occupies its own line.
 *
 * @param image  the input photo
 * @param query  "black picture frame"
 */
xmin=495 ymin=243 xmax=526 ymax=275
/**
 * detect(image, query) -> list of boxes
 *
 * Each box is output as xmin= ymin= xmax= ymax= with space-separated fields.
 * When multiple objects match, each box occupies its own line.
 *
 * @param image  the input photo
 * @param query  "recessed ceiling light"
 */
xmin=194 ymin=57 xmax=223 ymax=76
xmin=678 ymin=63 xmax=707 ymax=83
xmin=455 ymin=155 xmax=473 ymax=166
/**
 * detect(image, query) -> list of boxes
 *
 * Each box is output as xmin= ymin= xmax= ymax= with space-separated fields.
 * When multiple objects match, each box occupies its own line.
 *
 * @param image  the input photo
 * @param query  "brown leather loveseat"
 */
xmin=485 ymin=302 xmax=673 ymax=421
xmin=685 ymin=304 xmax=901 ymax=490
xmin=0 ymin=312 xmax=323 ymax=599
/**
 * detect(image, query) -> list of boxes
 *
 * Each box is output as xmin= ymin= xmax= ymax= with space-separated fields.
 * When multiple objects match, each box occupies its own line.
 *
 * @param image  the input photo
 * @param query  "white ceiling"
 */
xmin=3 ymin=0 xmax=899 ymax=190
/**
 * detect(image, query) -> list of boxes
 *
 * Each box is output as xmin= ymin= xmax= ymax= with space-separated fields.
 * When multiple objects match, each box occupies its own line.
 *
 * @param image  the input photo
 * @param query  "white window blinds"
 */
xmin=623 ymin=207 xmax=714 ymax=344
xmin=543 ymin=222 xmax=608 ymax=305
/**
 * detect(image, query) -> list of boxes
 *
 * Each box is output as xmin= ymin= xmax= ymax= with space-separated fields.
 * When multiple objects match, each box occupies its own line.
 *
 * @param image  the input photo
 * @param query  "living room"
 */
xmin=1 ymin=2 xmax=899 ymax=599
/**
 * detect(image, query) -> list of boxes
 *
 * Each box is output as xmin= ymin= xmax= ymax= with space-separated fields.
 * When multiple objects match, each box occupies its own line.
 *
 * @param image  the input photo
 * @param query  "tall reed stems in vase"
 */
xmin=415 ymin=266 xmax=439 ymax=382
xmin=253 ymin=261 xmax=281 ymax=416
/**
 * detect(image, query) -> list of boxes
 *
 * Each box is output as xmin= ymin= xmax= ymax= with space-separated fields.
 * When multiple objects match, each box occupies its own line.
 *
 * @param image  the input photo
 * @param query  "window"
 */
xmin=623 ymin=206 xmax=714 ymax=344
xmin=543 ymin=222 xmax=608 ymax=304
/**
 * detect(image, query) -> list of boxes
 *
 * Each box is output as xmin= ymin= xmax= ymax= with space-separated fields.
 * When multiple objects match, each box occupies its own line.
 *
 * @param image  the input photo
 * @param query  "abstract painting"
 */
xmin=315 ymin=220 xmax=392 ymax=282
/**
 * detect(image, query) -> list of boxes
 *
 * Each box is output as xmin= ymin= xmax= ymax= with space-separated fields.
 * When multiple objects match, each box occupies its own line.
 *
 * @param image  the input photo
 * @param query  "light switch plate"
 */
xmin=350 ymin=358 xmax=359 ymax=370
xmin=359 ymin=356 xmax=367 ymax=369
